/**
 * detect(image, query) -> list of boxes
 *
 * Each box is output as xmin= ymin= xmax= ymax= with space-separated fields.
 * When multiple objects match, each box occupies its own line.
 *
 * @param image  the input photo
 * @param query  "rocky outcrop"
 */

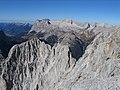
xmin=36 ymin=31 xmax=86 ymax=60
xmin=0 ymin=19 xmax=120 ymax=90
xmin=69 ymin=29 xmax=120 ymax=90
xmin=29 ymin=19 xmax=51 ymax=33
xmin=0 ymin=78 xmax=6 ymax=90
xmin=2 ymin=38 xmax=76 ymax=90
xmin=1 ymin=28 xmax=120 ymax=90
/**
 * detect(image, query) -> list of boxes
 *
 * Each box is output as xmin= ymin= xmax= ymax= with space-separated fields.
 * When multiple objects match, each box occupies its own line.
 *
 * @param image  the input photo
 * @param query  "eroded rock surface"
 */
xmin=70 ymin=29 xmax=120 ymax=90
xmin=2 ymin=38 xmax=76 ymax=90
xmin=0 ymin=19 xmax=120 ymax=90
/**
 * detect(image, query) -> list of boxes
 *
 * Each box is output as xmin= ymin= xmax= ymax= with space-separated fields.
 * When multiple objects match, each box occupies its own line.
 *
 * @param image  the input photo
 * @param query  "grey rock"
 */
xmin=2 ymin=38 xmax=76 ymax=90
xmin=0 ymin=78 xmax=6 ymax=90
xmin=70 ymin=29 xmax=120 ymax=90
xmin=29 ymin=19 xmax=113 ymax=33
xmin=1 ymin=19 xmax=120 ymax=90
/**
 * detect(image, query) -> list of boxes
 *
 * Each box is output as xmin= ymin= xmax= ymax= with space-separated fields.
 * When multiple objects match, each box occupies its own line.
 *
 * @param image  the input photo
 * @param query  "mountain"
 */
xmin=0 ymin=19 xmax=120 ymax=90
xmin=29 ymin=19 xmax=113 ymax=33
xmin=0 ymin=22 xmax=32 ymax=36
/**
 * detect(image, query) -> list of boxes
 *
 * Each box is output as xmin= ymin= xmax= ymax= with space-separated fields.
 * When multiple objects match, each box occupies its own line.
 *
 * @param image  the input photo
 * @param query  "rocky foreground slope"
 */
xmin=0 ymin=19 xmax=120 ymax=90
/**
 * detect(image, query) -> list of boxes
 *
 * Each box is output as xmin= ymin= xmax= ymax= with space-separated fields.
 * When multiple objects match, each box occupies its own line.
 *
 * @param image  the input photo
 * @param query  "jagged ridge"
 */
xmin=0 ymin=19 xmax=120 ymax=90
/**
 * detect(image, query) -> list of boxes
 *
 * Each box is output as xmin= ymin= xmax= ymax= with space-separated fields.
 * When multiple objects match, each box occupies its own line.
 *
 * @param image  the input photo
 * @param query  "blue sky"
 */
xmin=0 ymin=0 xmax=120 ymax=24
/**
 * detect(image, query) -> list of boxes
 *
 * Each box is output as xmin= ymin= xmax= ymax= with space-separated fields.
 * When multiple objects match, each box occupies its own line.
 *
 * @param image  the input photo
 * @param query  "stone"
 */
xmin=1 ymin=19 xmax=120 ymax=90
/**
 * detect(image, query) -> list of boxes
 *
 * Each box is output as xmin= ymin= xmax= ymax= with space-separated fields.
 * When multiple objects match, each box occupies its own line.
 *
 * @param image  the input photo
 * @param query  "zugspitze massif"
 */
xmin=0 ymin=19 xmax=120 ymax=90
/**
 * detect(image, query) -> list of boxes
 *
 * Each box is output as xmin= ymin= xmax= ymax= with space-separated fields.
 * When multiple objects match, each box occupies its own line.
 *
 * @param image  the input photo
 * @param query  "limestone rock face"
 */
xmin=0 ymin=78 xmax=6 ymax=90
xmin=1 ymin=19 xmax=120 ymax=90
xmin=37 ymin=30 xmax=86 ymax=60
xmin=29 ymin=19 xmax=51 ymax=33
xmin=70 ymin=29 xmax=120 ymax=90
xmin=2 ymin=38 xmax=76 ymax=90
xmin=29 ymin=19 xmax=113 ymax=33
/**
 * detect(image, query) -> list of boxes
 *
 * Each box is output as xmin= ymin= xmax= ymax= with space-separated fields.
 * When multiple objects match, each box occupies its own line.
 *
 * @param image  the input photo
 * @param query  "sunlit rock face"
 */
xmin=0 ymin=19 xmax=120 ymax=90
xmin=70 ymin=29 xmax=120 ymax=90
xmin=2 ymin=38 xmax=76 ymax=90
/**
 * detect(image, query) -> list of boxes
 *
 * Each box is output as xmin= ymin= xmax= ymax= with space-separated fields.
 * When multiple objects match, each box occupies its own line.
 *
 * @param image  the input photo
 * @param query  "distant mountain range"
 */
xmin=0 ymin=22 xmax=32 ymax=36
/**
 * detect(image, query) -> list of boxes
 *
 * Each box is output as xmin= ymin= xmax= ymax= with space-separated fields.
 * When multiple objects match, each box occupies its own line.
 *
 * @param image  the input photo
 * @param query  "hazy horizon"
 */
xmin=0 ymin=0 xmax=120 ymax=25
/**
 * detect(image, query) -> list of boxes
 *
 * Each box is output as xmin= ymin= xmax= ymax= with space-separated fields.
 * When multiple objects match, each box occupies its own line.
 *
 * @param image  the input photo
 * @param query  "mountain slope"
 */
xmin=71 ymin=29 xmax=120 ymax=90
xmin=0 ymin=23 xmax=32 ymax=36
xmin=0 ymin=19 xmax=120 ymax=90
xmin=2 ymin=38 xmax=76 ymax=90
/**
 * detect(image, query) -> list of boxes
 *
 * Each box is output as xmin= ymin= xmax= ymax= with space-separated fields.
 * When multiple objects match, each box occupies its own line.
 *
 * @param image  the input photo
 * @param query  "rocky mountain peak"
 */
xmin=0 ymin=19 xmax=120 ymax=90
xmin=62 ymin=19 xmax=73 ymax=24
xmin=29 ymin=19 xmax=115 ymax=34
xmin=36 ymin=19 xmax=51 ymax=25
